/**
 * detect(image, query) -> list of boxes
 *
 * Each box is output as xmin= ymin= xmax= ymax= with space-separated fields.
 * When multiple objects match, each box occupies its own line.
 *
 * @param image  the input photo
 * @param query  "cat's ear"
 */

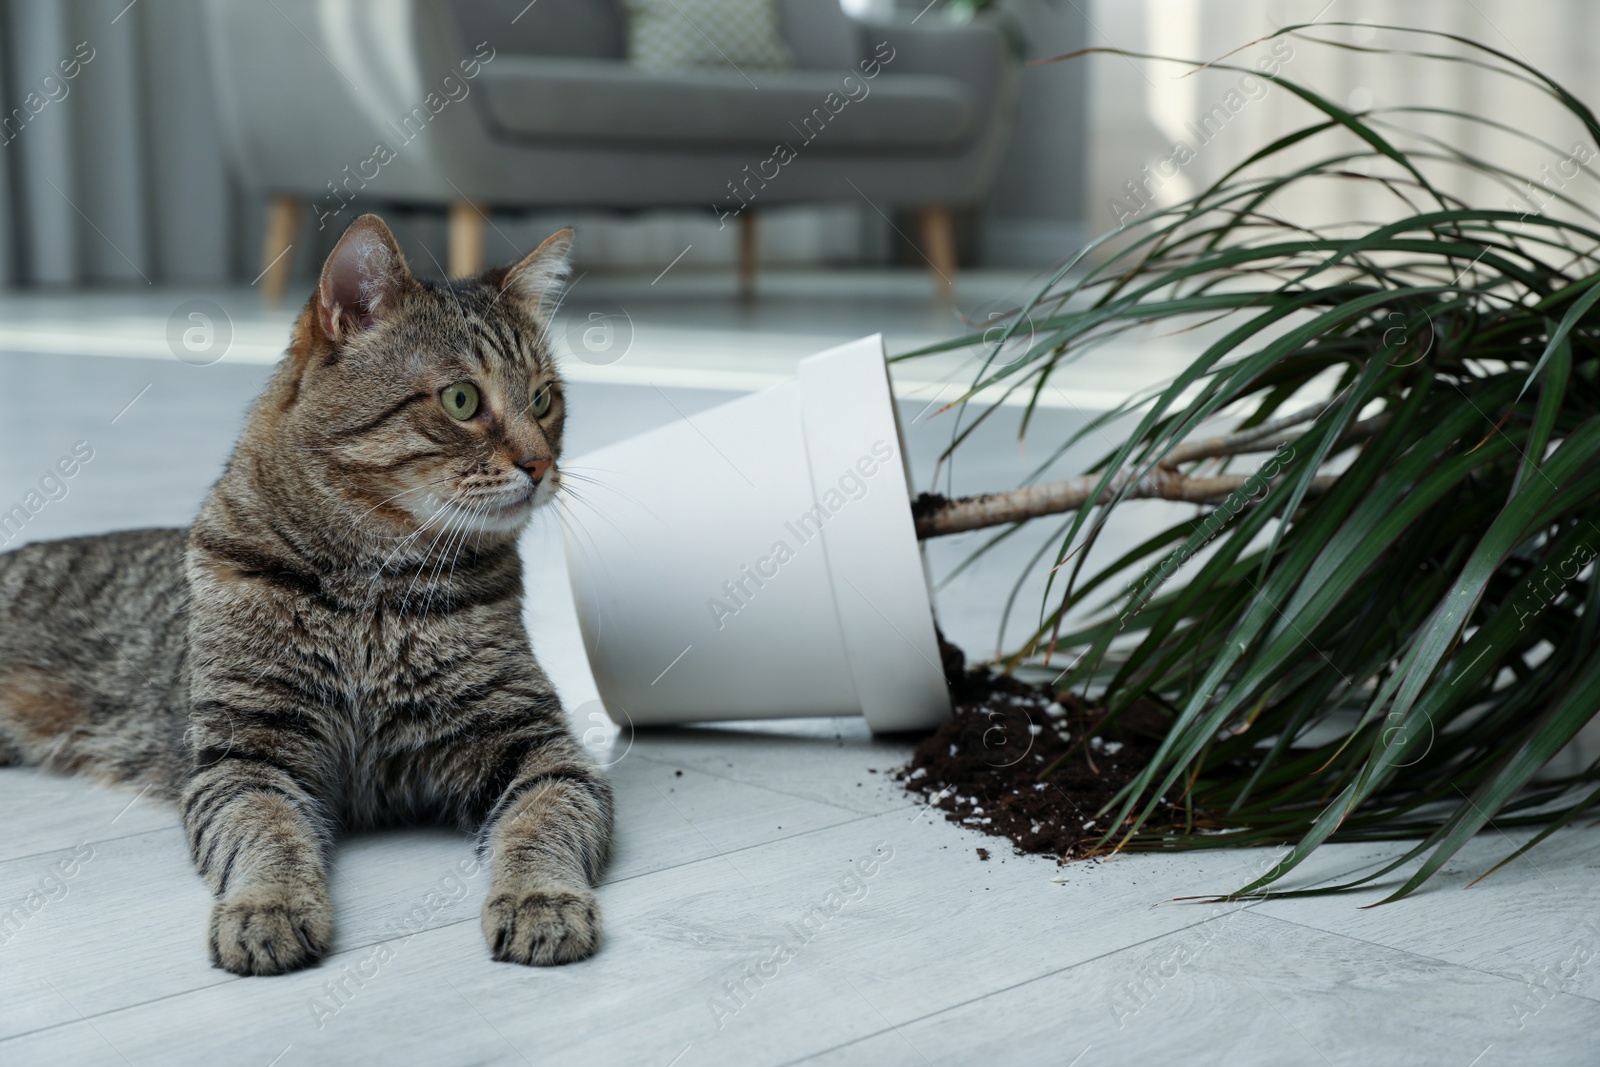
xmin=493 ymin=228 xmax=573 ymax=321
xmin=317 ymin=214 xmax=411 ymax=344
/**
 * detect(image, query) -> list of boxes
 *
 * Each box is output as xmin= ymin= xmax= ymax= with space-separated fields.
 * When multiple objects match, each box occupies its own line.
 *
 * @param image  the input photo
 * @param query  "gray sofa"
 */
xmin=203 ymin=0 xmax=1016 ymax=298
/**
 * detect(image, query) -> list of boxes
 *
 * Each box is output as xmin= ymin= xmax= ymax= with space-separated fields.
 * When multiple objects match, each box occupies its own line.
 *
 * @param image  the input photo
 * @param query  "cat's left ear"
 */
xmin=317 ymin=214 xmax=412 ymax=344
xmin=492 ymin=228 xmax=573 ymax=321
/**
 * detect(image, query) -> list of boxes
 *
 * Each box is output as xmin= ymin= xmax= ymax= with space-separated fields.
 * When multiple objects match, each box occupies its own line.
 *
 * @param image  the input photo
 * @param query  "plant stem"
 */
xmin=912 ymin=404 xmax=1381 ymax=540
xmin=916 ymin=470 xmax=1337 ymax=539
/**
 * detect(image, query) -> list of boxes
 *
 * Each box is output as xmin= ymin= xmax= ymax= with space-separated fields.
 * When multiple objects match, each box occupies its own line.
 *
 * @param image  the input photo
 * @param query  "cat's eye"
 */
xmin=530 ymin=384 xmax=552 ymax=418
xmin=441 ymin=382 xmax=480 ymax=420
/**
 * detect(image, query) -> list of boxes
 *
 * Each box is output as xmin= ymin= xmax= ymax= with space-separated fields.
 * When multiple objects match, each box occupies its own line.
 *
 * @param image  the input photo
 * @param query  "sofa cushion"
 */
xmin=447 ymin=0 xmax=857 ymax=69
xmin=776 ymin=0 xmax=858 ymax=70
xmin=449 ymin=0 xmax=626 ymax=60
xmin=622 ymin=0 xmax=793 ymax=73
xmin=476 ymin=58 xmax=977 ymax=150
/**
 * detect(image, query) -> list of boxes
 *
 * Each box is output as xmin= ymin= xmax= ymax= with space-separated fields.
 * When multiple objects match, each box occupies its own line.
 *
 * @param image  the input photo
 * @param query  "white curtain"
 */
xmin=0 ymin=0 xmax=244 ymax=287
xmin=1085 ymin=0 xmax=1600 ymax=257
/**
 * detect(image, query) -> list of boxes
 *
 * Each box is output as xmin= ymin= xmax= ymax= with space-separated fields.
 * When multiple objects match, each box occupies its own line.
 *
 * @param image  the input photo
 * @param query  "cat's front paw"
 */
xmin=482 ymin=883 xmax=600 ymax=966
xmin=208 ymin=883 xmax=332 ymax=976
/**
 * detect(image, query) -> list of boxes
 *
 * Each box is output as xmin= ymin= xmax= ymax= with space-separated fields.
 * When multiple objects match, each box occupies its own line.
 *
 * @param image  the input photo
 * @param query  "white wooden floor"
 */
xmin=3 ymin=277 xmax=1598 ymax=1065
xmin=5 ymin=743 xmax=1599 ymax=1066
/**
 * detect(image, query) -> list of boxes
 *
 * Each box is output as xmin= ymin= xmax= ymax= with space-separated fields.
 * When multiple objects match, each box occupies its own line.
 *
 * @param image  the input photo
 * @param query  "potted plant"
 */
xmin=897 ymin=22 xmax=1600 ymax=900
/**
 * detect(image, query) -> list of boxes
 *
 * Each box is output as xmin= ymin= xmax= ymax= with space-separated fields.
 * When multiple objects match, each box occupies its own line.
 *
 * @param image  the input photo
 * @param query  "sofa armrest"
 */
xmin=850 ymin=17 xmax=1011 ymax=104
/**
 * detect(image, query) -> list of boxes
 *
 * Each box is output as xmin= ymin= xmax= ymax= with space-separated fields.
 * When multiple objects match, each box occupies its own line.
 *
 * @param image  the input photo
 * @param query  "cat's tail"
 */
xmin=0 ymin=666 xmax=25 ymax=768
xmin=0 ymin=663 xmax=185 ymax=797
xmin=0 ymin=528 xmax=194 ymax=798
xmin=0 ymin=664 xmax=108 ymax=776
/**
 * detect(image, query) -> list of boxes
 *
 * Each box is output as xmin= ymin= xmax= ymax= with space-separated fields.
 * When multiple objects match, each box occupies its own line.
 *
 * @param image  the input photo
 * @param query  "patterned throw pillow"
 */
xmin=623 ymin=0 xmax=795 ymax=73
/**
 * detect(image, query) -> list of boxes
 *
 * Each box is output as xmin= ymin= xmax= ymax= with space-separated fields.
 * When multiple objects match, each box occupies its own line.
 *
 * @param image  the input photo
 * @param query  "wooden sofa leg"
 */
xmin=259 ymin=196 xmax=300 ymax=303
xmin=739 ymin=211 xmax=758 ymax=300
xmin=449 ymin=201 xmax=488 ymax=277
xmin=918 ymin=205 xmax=957 ymax=303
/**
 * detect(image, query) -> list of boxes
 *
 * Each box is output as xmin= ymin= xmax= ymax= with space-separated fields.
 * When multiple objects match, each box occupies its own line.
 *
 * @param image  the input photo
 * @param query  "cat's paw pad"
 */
xmin=482 ymin=884 xmax=600 ymax=966
xmin=208 ymin=884 xmax=332 ymax=976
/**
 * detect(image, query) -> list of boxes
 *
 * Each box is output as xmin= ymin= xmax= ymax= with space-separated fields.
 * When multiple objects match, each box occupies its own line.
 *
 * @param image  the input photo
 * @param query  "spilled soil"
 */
xmin=898 ymin=639 xmax=1176 ymax=862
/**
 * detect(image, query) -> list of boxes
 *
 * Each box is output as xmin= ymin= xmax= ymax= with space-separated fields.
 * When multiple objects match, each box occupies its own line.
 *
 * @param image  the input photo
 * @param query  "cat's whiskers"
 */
xmin=432 ymin=500 xmax=491 ymax=616
xmin=547 ymin=494 xmax=625 ymax=603
xmin=442 ymin=500 xmax=493 ymax=605
xmin=429 ymin=497 xmax=484 ymax=605
xmin=553 ymin=479 xmax=648 ymax=559
xmin=363 ymin=474 xmax=527 ymax=617
xmin=558 ymin=464 xmax=668 ymax=527
xmin=548 ymin=494 xmax=595 ymax=547
xmin=347 ymin=476 xmax=459 ymax=537
xmin=379 ymin=502 xmax=450 ymax=572
xmin=404 ymin=488 xmax=505 ymax=619
xmin=363 ymin=498 xmax=457 ymax=616
xmin=548 ymin=487 xmax=656 ymax=630
xmin=557 ymin=464 xmax=626 ymax=483
xmin=398 ymin=498 xmax=476 ymax=617
xmin=548 ymin=485 xmax=621 ymax=557
xmin=461 ymin=473 xmax=546 ymax=531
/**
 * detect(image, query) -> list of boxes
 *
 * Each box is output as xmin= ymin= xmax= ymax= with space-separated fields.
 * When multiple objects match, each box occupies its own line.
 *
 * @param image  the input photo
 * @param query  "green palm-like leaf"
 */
xmin=906 ymin=25 xmax=1600 ymax=900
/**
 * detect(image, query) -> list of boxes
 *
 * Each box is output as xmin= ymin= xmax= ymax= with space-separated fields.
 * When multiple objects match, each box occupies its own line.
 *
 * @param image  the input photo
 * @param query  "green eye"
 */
xmin=441 ymin=382 xmax=480 ymax=420
xmin=530 ymin=384 xmax=553 ymax=418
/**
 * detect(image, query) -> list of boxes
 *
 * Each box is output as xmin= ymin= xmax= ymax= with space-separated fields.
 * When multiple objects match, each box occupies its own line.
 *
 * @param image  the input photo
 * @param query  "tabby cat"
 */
xmin=0 ymin=215 xmax=613 ymax=975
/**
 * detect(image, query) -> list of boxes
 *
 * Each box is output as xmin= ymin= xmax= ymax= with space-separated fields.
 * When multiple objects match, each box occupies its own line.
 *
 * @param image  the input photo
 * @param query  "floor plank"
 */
xmin=0 ymin=753 xmax=862 ymax=1042
xmin=0 ymin=769 xmax=178 ymax=863
xmin=0 ymin=805 xmax=1418 ymax=1066
xmin=1253 ymin=826 xmax=1600 ymax=1004
xmin=629 ymin=720 xmax=919 ymax=817
xmin=798 ymin=910 xmax=1598 ymax=1067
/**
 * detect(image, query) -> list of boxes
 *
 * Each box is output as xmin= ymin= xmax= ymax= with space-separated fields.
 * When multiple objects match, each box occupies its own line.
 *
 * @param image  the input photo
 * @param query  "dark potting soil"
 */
xmin=898 ymin=639 xmax=1175 ymax=863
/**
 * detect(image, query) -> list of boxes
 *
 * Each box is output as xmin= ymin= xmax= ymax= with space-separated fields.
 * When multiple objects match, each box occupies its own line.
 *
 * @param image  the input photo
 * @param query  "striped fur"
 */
xmin=0 ymin=216 xmax=612 ymax=975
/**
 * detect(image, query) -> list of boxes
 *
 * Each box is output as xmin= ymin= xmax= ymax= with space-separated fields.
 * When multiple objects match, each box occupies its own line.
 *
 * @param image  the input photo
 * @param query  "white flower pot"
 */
xmin=561 ymin=335 xmax=950 ymax=733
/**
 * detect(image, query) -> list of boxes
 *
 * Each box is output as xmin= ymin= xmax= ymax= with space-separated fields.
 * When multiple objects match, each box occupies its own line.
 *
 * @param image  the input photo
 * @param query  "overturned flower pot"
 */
xmin=562 ymin=335 xmax=951 ymax=733
xmin=561 ymin=334 xmax=1346 ymax=733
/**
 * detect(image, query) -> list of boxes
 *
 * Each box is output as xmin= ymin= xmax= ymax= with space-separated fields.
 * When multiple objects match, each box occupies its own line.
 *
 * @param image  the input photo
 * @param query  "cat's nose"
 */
xmin=519 ymin=457 xmax=552 ymax=484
